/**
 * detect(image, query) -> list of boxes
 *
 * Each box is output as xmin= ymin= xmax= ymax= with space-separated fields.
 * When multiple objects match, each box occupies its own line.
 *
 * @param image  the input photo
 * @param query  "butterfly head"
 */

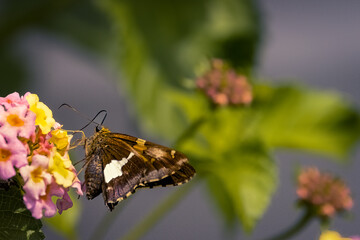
xmin=84 ymin=126 xmax=111 ymax=155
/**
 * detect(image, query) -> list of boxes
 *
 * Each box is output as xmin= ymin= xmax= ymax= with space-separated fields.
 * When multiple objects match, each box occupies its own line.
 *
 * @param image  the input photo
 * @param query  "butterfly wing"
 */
xmin=84 ymin=152 xmax=103 ymax=200
xmin=112 ymin=133 xmax=196 ymax=187
xmin=85 ymin=130 xmax=195 ymax=211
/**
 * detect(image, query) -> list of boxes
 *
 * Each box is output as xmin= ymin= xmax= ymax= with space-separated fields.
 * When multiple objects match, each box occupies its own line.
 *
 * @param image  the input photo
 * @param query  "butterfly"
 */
xmin=83 ymin=126 xmax=196 ymax=210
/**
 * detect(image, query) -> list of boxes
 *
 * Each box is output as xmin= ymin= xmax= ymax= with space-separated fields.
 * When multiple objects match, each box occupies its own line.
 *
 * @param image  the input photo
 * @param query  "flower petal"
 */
xmin=49 ymin=152 xmax=76 ymax=188
xmin=26 ymin=94 xmax=55 ymax=134
xmin=56 ymin=191 xmax=73 ymax=214
xmin=0 ymin=161 xmax=16 ymax=179
xmin=0 ymin=135 xmax=27 ymax=180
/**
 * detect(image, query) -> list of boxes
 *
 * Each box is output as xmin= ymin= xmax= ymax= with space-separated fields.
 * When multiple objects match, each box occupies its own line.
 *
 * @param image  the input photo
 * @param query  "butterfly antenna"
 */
xmin=80 ymin=110 xmax=107 ymax=131
xmin=100 ymin=110 xmax=107 ymax=126
xmin=58 ymin=103 xmax=99 ymax=125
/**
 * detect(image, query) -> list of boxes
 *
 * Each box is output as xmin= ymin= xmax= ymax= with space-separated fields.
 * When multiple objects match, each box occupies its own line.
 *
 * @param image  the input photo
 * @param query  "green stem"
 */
xmin=261 ymin=209 xmax=314 ymax=240
xmin=120 ymin=180 xmax=196 ymax=240
xmin=90 ymin=202 xmax=126 ymax=240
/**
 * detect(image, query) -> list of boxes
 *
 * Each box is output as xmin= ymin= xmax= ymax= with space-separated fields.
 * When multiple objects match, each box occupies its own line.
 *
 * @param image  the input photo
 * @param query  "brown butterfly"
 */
xmin=83 ymin=126 xmax=196 ymax=210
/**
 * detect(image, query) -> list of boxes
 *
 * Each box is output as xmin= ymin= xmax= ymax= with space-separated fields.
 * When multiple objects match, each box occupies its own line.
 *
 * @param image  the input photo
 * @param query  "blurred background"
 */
xmin=1 ymin=1 xmax=360 ymax=239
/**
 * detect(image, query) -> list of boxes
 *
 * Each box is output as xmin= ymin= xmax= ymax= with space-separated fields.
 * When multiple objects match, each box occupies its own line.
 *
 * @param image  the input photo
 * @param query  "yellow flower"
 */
xmin=319 ymin=231 xmax=351 ymax=240
xmin=48 ymin=151 xmax=76 ymax=188
xmin=26 ymin=94 xmax=55 ymax=134
xmin=50 ymin=129 xmax=71 ymax=151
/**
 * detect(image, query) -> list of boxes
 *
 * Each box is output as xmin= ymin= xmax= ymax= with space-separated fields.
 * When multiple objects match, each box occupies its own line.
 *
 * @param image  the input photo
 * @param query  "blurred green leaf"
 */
xmin=214 ymin=143 xmax=276 ymax=232
xmin=0 ymin=186 xmax=44 ymax=240
xmin=0 ymin=0 xmax=110 ymax=53
xmin=98 ymin=0 xmax=260 ymax=139
xmin=41 ymin=1 xmax=112 ymax=53
xmin=43 ymin=191 xmax=82 ymax=240
xmin=255 ymin=84 xmax=360 ymax=159
xmin=186 ymin=140 xmax=277 ymax=231
xmin=0 ymin=46 xmax=27 ymax=96
xmin=0 ymin=0 xmax=75 ymax=44
xmin=177 ymin=105 xmax=276 ymax=231
xmin=176 ymin=83 xmax=360 ymax=230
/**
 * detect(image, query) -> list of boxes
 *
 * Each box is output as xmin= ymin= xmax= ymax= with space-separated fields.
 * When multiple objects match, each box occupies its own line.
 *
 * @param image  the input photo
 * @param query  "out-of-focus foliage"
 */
xmin=0 ymin=0 xmax=111 ymax=51
xmin=178 ymin=84 xmax=360 ymax=229
xmin=0 ymin=0 xmax=111 ymax=97
xmin=1 ymin=0 xmax=360 ymax=237
xmin=0 ymin=46 xmax=27 ymax=96
xmin=98 ymin=0 xmax=260 ymax=140
xmin=255 ymin=85 xmax=360 ymax=159
xmin=0 ymin=185 xmax=44 ymax=240
xmin=200 ymin=141 xmax=276 ymax=231
xmin=98 ymin=0 xmax=360 ymax=231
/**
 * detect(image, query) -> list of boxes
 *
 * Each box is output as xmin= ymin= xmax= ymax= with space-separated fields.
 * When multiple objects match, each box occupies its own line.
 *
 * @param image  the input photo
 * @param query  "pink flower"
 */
xmin=297 ymin=167 xmax=353 ymax=217
xmin=33 ymin=134 xmax=54 ymax=156
xmin=0 ymin=105 xmax=36 ymax=139
xmin=54 ymin=173 xmax=83 ymax=215
xmin=56 ymin=175 xmax=84 ymax=214
xmin=56 ymin=191 xmax=73 ymax=214
xmin=0 ymin=92 xmax=29 ymax=110
xmin=0 ymin=92 xmax=84 ymax=218
xmin=71 ymin=175 xmax=84 ymax=196
xmin=0 ymin=134 xmax=27 ymax=180
xmin=23 ymin=181 xmax=65 ymax=219
xmin=196 ymin=59 xmax=252 ymax=106
xmin=19 ymin=154 xmax=52 ymax=200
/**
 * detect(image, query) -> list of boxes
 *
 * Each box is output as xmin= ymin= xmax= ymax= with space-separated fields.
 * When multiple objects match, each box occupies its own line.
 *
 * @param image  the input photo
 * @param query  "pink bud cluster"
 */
xmin=0 ymin=92 xmax=82 ymax=219
xmin=297 ymin=167 xmax=353 ymax=217
xmin=196 ymin=59 xmax=252 ymax=106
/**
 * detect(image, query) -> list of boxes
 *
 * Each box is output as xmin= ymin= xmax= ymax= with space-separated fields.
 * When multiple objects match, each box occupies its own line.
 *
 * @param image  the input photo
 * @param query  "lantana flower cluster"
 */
xmin=196 ymin=59 xmax=252 ymax=106
xmin=297 ymin=167 xmax=353 ymax=218
xmin=0 ymin=92 xmax=82 ymax=219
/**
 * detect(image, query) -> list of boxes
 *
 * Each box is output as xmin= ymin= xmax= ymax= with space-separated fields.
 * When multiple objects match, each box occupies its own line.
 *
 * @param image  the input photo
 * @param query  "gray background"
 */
xmin=16 ymin=1 xmax=360 ymax=239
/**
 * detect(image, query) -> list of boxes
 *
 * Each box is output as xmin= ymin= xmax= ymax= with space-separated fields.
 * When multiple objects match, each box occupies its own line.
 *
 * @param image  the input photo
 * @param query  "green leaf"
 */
xmin=43 ymin=191 xmax=82 ymax=240
xmin=176 ymin=83 xmax=360 ymax=231
xmin=0 ymin=0 xmax=111 ymax=54
xmin=0 ymin=186 xmax=44 ymax=240
xmin=255 ymin=84 xmax=360 ymax=159
xmin=98 ymin=0 xmax=261 ymax=139
xmin=41 ymin=1 xmax=112 ymax=53
xmin=178 ymin=107 xmax=277 ymax=231
xmin=0 ymin=45 xmax=27 ymax=96
xmin=189 ymin=141 xmax=277 ymax=231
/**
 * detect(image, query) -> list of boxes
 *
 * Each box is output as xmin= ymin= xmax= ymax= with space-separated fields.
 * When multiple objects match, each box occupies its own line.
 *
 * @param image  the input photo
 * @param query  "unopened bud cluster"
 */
xmin=297 ymin=167 xmax=353 ymax=217
xmin=196 ymin=59 xmax=252 ymax=106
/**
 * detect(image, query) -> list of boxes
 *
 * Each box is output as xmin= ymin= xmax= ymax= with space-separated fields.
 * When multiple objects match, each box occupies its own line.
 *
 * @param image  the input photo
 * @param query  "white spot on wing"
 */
xmin=104 ymin=152 xmax=134 ymax=183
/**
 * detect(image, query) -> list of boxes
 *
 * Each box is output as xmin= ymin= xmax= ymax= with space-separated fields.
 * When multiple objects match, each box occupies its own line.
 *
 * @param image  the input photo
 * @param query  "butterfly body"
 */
xmin=84 ymin=127 xmax=196 ymax=210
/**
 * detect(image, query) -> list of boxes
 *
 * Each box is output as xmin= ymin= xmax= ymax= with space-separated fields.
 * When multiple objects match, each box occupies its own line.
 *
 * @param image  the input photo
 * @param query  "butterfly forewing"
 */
xmin=84 ymin=127 xmax=196 ymax=211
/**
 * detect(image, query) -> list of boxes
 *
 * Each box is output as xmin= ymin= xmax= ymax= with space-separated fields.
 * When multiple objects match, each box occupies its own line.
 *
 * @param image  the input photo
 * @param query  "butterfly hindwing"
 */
xmin=84 ymin=153 xmax=103 ymax=200
xmin=140 ymin=145 xmax=195 ymax=188
xmin=84 ymin=127 xmax=196 ymax=211
xmin=108 ymin=133 xmax=194 ymax=184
